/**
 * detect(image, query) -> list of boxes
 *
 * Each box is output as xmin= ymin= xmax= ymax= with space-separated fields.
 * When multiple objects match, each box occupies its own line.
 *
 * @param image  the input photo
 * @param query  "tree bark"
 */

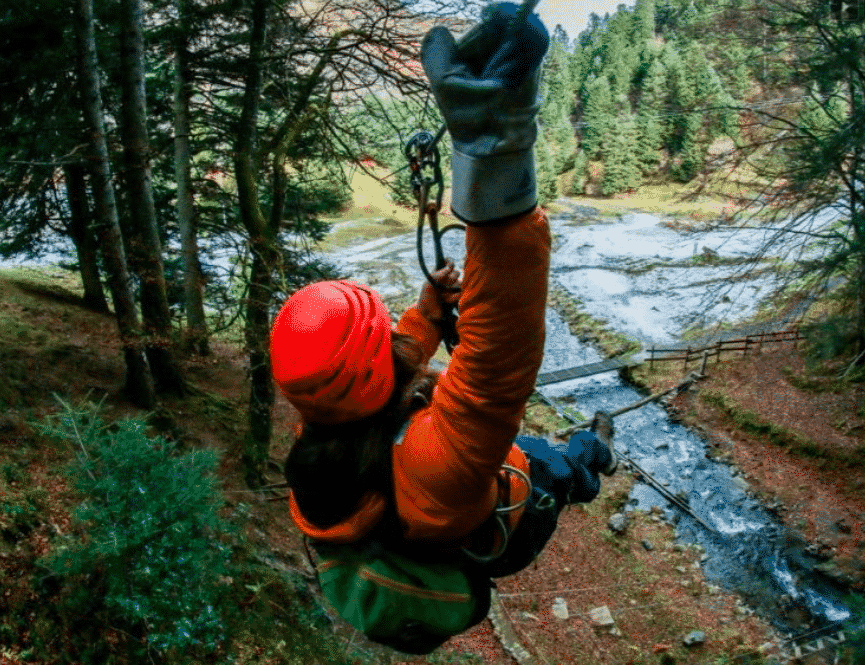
xmin=119 ymin=0 xmax=185 ymax=394
xmin=235 ymin=0 xmax=273 ymax=487
xmin=174 ymin=0 xmax=209 ymax=356
xmin=73 ymin=0 xmax=155 ymax=408
xmin=63 ymin=162 xmax=109 ymax=313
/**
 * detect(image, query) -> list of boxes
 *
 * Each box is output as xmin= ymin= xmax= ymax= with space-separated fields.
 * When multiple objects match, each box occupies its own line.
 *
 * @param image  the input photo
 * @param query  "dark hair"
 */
xmin=285 ymin=331 xmax=438 ymax=529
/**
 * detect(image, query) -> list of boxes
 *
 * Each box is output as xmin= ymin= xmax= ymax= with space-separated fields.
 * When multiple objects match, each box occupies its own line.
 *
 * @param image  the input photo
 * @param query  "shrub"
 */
xmin=805 ymin=314 xmax=858 ymax=364
xmin=41 ymin=402 xmax=236 ymax=661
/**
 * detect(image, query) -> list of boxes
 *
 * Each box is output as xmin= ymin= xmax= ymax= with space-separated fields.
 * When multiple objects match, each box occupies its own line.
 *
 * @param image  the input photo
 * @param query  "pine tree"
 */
xmin=580 ymin=75 xmax=614 ymax=158
xmin=636 ymin=56 xmax=667 ymax=171
xmin=634 ymin=0 xmax=656 ymax=42
xmin=601 ymin=100 xmax=640 ymax=195
xmin=536 ymin=132 xmax=559 ymax=205
xmin=570 ymin=150 xmax=588 ymax=195
xmin=551 ymin=104 xmax=577 ymax=173
xmin=722 ymin=43 xmax=751 ymax=100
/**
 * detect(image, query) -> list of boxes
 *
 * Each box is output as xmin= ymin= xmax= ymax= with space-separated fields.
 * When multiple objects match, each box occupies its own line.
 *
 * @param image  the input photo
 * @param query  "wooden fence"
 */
xmin=647 ymin=327 xmax=806 ymax=371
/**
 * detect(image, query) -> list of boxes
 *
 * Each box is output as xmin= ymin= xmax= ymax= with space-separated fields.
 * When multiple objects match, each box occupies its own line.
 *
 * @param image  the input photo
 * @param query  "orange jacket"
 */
xmin=290 ymin=207 xmax=550 ymax=544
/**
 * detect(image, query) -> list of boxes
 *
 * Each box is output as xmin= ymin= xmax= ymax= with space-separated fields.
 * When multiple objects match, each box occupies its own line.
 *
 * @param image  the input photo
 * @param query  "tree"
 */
xmin=634 ymin=0 xmax=656 ymax=42
xmin=0 ymin=0 xmax=110 ymax=313
xmin=73 ymin=0 xmax=156 ymax=408
xmin=173 ymin=0 xmax=209 ymax=355
xmin=726 ymin=0 xmax=865 ymax=358
xmin=226 ymin=0 xmax=432 ymax=485
xmin=580 ymin=75 xmax=615 ymax=158
xmin=636 ymin=56 xmax=666 ymax=171
xmin=118 ymin=0 xmax=184 ymax=395
xmin=536 ymin=132 xmax=559 ymax=204
xmin=601 ymin=99 xmax=640 ymax=194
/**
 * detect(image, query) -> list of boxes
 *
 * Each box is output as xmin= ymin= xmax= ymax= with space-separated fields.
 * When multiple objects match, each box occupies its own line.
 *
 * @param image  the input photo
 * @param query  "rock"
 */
xmin=814 ymin=558 xmax=860 ymax=586
xmin=608 ymin=512 xmax=629 ymax=534
xmin=641 ymin=539 xmax=655 ymax=551
xmin=683 ymin=630 xmax=706 ymax=647
xmin=835 ymin=519 xmax=852 ymax=534
xmin=732 ymin=476 xmax=750 ymax=492
xmin=588 ymin=605 xmax=615 ymax=628
xmin=552 ymin=597 xmax=569 ymax=620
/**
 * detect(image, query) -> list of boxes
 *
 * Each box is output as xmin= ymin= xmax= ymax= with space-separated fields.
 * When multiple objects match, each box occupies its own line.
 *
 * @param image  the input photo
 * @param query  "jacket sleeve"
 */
xmin=393 ymin=208 xmax=551 ymax=542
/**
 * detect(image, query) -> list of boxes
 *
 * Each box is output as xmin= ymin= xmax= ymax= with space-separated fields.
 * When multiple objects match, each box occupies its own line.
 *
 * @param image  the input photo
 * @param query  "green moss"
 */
xmin=547 ymin=287 xmax=642 ymax=359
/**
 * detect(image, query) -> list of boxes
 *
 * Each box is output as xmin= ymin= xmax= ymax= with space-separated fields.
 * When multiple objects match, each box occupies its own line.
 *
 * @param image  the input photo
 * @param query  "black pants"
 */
xmin=483 ymin=432 xmax=610 ymax=578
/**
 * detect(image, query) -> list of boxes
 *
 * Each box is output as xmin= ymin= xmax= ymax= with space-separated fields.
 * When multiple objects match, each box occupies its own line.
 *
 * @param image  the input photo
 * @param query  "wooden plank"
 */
xmin=535 ymin=358 xmax=638 ymax=386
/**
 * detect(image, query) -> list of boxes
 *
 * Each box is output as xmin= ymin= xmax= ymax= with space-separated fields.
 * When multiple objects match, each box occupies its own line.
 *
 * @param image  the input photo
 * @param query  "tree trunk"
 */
xmin=63 ymin=162 xmax=109 ymax=313
xmin=73 ymin=0 xmax=155 ymax=408
xmin=119 ymin=0 xmax=184 ymax=394
xmin=235 ymin=0 xmax=273 ymax=487
xmin=244 ymin=242 xmax=276 ymax=487
xmin=174 ymin=0 xmax=209 ymax=356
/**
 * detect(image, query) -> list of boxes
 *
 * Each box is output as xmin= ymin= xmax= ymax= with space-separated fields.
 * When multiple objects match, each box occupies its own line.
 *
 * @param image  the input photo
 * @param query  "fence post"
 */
xmin=700 ymin=350 xmax=709 ymax=376
xmin=715 ymin=340 xmax=721 ymax=363
xmin=650 ymin=345 xmax=655 ymax=371
xmin=743 ymin=337 xmax=749 ymax=357
xmin=684 ymin=345 xmax=691 ymax=372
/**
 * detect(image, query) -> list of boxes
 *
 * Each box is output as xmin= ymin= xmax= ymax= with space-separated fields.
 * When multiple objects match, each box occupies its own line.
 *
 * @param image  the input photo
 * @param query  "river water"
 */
xmin=326 ymin=203 xmax=851 ymax=634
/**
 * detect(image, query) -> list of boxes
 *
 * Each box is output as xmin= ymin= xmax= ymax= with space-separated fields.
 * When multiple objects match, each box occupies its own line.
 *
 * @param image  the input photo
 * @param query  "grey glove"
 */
xmin=421 ymin=3 xmax=549 ymax=225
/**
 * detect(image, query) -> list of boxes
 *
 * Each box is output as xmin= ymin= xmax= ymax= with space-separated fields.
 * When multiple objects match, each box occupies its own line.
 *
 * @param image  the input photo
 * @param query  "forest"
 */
xmin=1 ymin=0 xmax=864 ymax=662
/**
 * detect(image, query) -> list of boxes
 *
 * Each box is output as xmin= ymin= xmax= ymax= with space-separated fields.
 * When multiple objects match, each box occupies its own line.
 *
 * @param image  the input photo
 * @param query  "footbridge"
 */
xmin=535 ymin=356 xmax=642 ymax=386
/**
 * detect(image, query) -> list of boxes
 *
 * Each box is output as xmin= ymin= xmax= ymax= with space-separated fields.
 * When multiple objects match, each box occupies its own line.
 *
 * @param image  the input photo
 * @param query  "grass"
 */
xmin=547 ymin=287 xmax=642 ymax=358
xmin=318 ymin=168 xmax=452 ymax=250
xmin=699 ymin=390 xmax=835 ymax=463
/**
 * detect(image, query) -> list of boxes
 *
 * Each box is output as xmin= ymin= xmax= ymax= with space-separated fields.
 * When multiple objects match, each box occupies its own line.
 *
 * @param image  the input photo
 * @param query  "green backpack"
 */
xmin=311 ymin=534 xmax=492 ymax=655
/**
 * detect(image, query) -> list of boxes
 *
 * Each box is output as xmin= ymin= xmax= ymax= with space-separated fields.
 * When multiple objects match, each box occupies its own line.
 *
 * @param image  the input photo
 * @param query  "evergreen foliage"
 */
xmin=601 ymin=105 xmax=641 ymax=195
xmin=580 ymin=75 xmax=615 ymax=159
xmin=41 ymin=403 xmax=237 ymax=659
xmin=570 ymin=150 xmax=588 ymax=196
xmin=536 ymin=132 xmax=559 ymax=205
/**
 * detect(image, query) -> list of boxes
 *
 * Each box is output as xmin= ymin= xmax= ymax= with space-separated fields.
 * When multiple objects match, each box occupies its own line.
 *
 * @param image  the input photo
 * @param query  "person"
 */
xmin=270 ymin=2 xmax=616 ymax=579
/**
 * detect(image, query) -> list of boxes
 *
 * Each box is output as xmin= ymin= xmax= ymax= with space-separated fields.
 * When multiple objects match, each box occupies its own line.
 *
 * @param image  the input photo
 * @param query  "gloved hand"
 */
xmin=563 ymin=431 xmax=615 ymax=504
xmin=421 ymin=3 xmax=549 ymax=225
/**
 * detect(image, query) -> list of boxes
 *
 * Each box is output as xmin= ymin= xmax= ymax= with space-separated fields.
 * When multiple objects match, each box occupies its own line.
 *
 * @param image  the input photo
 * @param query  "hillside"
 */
xmin=0 ymin=260 xmax=863 ymax=664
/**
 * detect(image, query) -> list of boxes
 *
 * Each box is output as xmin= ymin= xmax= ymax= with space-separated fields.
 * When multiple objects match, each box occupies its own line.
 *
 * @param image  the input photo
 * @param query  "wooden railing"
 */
xmin=647 ymin=327 xmax=806 ymax=371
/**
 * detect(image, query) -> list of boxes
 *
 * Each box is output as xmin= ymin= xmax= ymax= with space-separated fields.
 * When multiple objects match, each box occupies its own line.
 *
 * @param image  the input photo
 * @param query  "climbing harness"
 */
xmin=404 ymin=128 xmax=463 ymax=354
xmin=461 ymin=463 xmax=533 ymax=564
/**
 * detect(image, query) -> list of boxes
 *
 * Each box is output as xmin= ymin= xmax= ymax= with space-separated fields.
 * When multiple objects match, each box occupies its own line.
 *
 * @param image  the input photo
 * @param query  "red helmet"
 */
xmin=270 ymin=280 xmax=394 ymax=424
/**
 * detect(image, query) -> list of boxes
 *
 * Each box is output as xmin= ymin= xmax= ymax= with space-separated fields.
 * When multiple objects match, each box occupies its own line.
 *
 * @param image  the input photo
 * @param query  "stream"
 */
xmin=325 ymin=202 xmax=851 ymax=635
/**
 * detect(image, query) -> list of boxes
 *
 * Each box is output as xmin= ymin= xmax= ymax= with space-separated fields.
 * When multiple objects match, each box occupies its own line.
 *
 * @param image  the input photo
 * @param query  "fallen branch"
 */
xmin=546 ymin=372 xmax=717 ymax=533
xmin=488 ymin=588 xmax=537 ymax=665
xmin=553 ymin=372 xmax=702 ymax=439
